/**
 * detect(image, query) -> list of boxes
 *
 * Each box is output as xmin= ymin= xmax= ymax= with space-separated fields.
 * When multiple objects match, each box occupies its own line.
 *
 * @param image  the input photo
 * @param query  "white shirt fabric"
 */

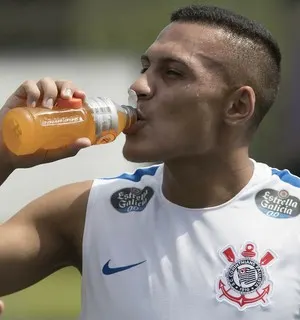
xmin=80 ymin=160 xmax=300 ymax=320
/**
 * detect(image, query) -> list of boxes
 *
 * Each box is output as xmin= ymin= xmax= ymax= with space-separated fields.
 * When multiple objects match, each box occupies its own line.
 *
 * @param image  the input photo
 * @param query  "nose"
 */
xmin=130 ymin=73 xmax=154 ymax=100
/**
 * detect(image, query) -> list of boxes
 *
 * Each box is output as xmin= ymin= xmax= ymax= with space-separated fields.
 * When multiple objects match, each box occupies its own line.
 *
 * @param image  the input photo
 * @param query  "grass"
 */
xmin=2 ymin=267 xmax=81 ymax=319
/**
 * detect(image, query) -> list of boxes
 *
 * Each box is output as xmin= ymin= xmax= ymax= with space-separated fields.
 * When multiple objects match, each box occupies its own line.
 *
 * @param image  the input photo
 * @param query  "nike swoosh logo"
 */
xmin=102 ymin=259 xmax=146 ymax=275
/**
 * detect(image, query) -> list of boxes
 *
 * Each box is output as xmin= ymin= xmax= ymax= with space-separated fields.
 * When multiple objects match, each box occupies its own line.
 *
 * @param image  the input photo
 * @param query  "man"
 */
xmin=0 ymin=4 xmax=295 ymax=319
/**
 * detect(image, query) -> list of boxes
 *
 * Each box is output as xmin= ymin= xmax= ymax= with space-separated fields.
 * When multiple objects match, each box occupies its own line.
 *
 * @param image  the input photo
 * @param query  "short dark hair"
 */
xmin=171 ymin=5 xmax=282 ymax=129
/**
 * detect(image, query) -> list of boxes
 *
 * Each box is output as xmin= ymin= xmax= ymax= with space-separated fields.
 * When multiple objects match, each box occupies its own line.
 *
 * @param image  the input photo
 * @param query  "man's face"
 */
xmin=123 ymin=22 xmax=234 ymax=163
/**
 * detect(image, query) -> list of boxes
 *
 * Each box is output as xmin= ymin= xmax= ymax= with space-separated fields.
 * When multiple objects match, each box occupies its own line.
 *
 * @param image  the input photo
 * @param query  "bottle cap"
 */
xmin=55 ymin=97 xmax=83 ymax=109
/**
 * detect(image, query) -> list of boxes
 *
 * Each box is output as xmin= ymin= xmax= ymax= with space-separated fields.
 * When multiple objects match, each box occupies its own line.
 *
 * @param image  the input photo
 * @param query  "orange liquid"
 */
xmin=2 ymin=106 xmax=131 ymax=156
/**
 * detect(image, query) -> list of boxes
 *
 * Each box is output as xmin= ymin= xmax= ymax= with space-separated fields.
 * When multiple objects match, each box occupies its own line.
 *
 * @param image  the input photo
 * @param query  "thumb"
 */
xmin=43 ymin=137 xmax=92 ymax=163
xmin=71 ymin=137 xmax=92 ymax=151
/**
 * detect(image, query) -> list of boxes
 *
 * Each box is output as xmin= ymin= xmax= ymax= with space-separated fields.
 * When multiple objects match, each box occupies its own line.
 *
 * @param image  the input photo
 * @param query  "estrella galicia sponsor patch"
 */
xmin=111 ymin=187 xmax=154 ymax=213
xmin=255 ymin=189 xmax=300 ymax=219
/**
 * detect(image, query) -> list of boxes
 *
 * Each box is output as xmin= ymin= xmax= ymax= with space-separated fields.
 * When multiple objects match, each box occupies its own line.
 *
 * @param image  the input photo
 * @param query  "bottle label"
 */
xmin=86 ymin=97 xmax=119 ymax=138
xmin=40 ymin=115 xmax=84 ymax=126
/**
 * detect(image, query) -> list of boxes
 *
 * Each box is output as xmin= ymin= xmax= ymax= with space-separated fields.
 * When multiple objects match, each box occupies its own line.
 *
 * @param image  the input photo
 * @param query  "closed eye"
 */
xmin=140 ymin=67 xmax=183 ymax=78
xmin=165 ymin=69 xmax=182 ymax=77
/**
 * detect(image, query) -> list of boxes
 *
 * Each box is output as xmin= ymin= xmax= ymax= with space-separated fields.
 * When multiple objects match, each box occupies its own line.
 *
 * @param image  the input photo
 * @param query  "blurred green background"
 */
xmin=0 ymin=0 xmax=300 ymax=318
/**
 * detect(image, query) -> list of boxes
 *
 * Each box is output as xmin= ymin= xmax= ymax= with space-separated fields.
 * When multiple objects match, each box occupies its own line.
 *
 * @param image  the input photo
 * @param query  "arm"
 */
xmin=0 ymin=180 xmax=92 ymax=296
xmin=0 ymin=77 xmax=92 ymax=297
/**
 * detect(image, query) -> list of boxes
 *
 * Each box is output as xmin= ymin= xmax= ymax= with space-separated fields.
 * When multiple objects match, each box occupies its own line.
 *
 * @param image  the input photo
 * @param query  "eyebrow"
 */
xmin=141 ymin=52 xmax=226 ymax=73
xmin=140 ymin=52 xmax=229 ymax=82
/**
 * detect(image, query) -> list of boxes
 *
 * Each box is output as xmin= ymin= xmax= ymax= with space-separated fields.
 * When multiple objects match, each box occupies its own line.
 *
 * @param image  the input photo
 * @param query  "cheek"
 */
xmin=154 ymin=90 xmax=194 ymax=118
xmin=149 ymin=106 xmax=204 ymax=144
xmin=149 ymin=88 xmax=217 ymax=135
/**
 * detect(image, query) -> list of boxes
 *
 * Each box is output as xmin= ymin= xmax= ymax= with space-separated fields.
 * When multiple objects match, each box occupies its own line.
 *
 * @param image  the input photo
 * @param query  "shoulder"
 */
xmin=256 ymin=161 xmax=300 ymax=203
xmin=269 ymin=166 xmax=300 ymax=190
xmin=33 ymin=180 xmax=94 ymax=243
xmin=253 ymin=162 xmax=300 ymax=219
xmin=91 ymin=164 xmax=162 ymax=191
xmin=86 ymin=164 xmax=162 ymax=214
xmin=10 ymin=180 xmax=94 ymax=225
xmin=255 ymin=160 xmax=300 ymax=191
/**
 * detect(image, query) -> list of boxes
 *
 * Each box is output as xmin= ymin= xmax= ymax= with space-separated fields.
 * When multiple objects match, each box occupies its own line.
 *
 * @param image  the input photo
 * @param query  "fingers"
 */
xmin=42 ymin=138 xmax=92 ymax=164
xmin=55 ymin=80 xmax=85 ymax=100
xmin=36 ymin=78 xmax=58 ymax=108
xmin=3 ymin=80 xmax=41 ymax=110
xmin=14 ymin=137 xmax=92 ymax=168
xmin=37 ymin=78 xmax=85 ymax=108
xmin=22 ymin=80 xmax=41 ymax=107
xmin=3 ymin=78 xmax=86 ymax=111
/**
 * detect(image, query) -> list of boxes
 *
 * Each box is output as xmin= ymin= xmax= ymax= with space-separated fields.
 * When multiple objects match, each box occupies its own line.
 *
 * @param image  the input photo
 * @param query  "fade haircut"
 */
xmin=171 ymin=5 xmax=282 ymax=129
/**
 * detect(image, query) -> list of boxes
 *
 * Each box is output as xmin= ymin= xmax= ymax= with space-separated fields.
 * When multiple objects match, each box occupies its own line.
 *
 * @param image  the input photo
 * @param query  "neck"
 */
xmin=162 ymin=148 xmax=254 ymax=208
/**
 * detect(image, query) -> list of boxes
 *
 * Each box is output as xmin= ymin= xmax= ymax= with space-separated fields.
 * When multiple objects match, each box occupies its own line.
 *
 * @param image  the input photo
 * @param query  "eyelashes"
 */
xmin=140 ymin=67 xmax=183 ymax=78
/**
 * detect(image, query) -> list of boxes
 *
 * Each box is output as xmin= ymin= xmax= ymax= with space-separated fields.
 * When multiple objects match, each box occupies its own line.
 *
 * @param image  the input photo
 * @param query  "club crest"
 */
xmin=216 ymin=242 xmax=276 ymax=310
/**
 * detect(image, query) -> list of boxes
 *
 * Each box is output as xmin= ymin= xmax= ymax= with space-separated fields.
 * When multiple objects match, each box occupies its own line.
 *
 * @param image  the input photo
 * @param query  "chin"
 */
xmin=122 ymin=142 xmax=163 ymax=164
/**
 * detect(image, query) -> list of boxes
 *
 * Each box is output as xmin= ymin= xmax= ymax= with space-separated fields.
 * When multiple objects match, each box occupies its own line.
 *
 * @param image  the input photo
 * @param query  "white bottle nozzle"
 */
xmin=128 ymin=89 xmax=137 ymax=108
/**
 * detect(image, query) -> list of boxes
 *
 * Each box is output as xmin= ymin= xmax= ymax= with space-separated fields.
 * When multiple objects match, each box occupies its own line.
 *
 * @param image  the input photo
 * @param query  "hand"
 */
xmin=0 ymin=78 xmax=92 ymax=170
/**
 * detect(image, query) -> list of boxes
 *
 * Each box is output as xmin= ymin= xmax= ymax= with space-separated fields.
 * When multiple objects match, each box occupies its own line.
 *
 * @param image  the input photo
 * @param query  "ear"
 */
xmin=224 ymin=86 xmax=256 ymax=126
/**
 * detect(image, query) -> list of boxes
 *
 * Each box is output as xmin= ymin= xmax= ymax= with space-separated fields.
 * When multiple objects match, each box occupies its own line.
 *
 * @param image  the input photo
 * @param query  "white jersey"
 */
xmin=80 ymin=160 xmax=300 ymax=320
